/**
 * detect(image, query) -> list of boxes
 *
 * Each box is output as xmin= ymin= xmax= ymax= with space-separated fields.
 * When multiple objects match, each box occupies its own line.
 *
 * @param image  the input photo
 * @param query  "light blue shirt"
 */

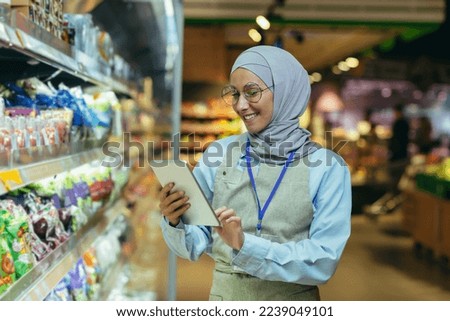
xmin=160 ymin=135 xmax=352 ymax=285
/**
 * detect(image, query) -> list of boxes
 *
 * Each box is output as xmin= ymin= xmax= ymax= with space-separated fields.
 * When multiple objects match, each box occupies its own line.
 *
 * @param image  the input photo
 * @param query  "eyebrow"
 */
xmin=229 ymin=82 xmax=261 ymax=89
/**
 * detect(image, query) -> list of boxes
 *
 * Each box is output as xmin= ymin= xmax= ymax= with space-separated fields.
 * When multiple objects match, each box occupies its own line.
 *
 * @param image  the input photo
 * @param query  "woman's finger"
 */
xmin=214 ymin=206 xmax=227 ymax=215
xmin=159 ymin=182 xmax=174 ymax=202
xmin=166 ymin=203 xmax=190 ymax=221
xmin=159 ymin=190 xmax=185 ymax=210
xmin=225 ymin=216 xmax=241 ymax=224
xmin=164 ymin=196 xmax=190 ymax=215
xmin=217 ymin=208 xmax=236 ymax=223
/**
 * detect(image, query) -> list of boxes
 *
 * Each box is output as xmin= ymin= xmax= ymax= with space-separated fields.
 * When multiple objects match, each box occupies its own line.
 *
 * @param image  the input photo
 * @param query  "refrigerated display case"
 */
xmin=0 ymin=0 xmax=183 ymax=301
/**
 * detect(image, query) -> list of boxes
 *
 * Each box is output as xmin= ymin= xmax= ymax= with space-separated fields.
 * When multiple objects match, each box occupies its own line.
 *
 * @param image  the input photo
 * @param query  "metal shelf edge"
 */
xmin=0 ymin=148 xmax=104 ymax=195
xmin=0 ymin=13 xmax=136 ymax=94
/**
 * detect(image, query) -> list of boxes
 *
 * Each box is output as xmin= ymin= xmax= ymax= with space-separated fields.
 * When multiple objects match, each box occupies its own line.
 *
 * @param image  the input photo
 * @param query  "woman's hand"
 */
xmin=214 ymin=206 xmax=244 ymax=251
xmin=158 ymin=182 xmax=190 ymax=226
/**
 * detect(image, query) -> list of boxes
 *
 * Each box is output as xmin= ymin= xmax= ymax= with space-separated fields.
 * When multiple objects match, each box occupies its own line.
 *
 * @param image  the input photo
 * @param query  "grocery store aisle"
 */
xmin=320 ymin=211 xmax=450 ymax=300
xmin=174 ymin=210 xmax=450 ymax=301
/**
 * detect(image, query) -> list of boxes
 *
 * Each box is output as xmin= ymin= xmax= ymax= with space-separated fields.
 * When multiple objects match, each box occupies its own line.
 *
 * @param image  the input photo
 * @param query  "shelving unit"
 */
xmin=0 ymin=8 xmax=138 ymax=301
xmin=0 ymin=0 xmax=184 ymax=301
xmin=0 ymin=142 xmax=106 ymax=194
xmin=0 ymin=11 xmax=136 ymax=94
xmin=0 ymin=199 xmax=129 ymax=301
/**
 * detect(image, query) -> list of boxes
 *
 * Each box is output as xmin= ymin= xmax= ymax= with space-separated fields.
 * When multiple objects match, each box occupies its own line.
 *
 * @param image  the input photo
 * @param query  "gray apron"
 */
xmin=209 ymin=135 xmax=319 ymax=301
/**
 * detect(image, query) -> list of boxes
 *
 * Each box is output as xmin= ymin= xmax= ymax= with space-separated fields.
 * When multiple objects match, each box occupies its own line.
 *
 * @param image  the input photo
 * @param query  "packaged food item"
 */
xmin=61 ymin=175 xmax=90 ymax=226
xmin=82 ymin=92 xmax=113 ymax=140
xmin=25 ymin=193 xmax=70 ymax=249
xmin=39 ymin=109 xmax=73 ymax=143
xmin=27 ymin=228 xmax=52 ymax=261
xmin=0 ymin=202 xmax=35 ymax=279
xmin=4 ymin=216 xmax=34 ymax=278
xmin=0 ymin=235 xmax=15 ymax=295
xmin=66 ymin=258 xmax=89 ymax=301
xmin=44 ymin=277 xmax=72 ymax=301
xmin=82 ymin=248 xmax=100 ymax=300
xmin=3 ymin=191 xmax=57 ymax=262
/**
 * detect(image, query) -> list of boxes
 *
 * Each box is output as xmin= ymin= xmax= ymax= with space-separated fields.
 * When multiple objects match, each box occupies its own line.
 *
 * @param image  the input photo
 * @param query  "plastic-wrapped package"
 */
xmin=39 ymin=109 xmax=73 ymax=144
xmin=25 ymin=193 xmax=70 ymax=250
xmin=17 ymin=78 xmax=55 ymax=102
xmin=0 ymin=237 xmax=15 ymax=295
xmin=55 ymin=88 xmax=89 ymax=141
xmin=0 ymin=201 xmax=35 ymax=279
xmin=3 ymin=215 xmax=35 ymax=279
xmin=82 ymin=248 xmax=100 ymax=300
xmin=2 ymin=82 xmax=35 ymax=110
xmin=66 ymin=258 xmax=89 ymax=301
xmin=44 ymin=276 xmax=72 ymax=301
xmin=61 ymin=174 xmax=91 ymax=225
xmin=82 ymin=92 xmax=113 ymax=140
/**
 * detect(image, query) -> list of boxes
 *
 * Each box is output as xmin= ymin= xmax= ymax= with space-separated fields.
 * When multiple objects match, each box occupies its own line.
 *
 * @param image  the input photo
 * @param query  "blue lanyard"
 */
xmin=245 ymin=139 xmax=295 ymax=236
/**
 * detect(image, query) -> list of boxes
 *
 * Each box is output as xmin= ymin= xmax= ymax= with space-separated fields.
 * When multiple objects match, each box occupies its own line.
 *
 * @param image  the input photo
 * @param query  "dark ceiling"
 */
xmin=63 ymin=0 xmax=176 ymax=104
xmin=62 ymin=0 xmax=449 ymax=99
xmin=91 ymin=1 xmax=166 ymax=80
xmin=377 ymin=0 xmax=450 ymax=61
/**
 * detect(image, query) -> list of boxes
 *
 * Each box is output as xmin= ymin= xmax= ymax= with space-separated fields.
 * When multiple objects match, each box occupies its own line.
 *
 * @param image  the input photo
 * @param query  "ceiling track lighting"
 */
xmin=248 ymin=28 xmax=263 ymax=43
xmin=249 ymin=0 xmax=296 ymax=46
xmin=256 ymin=15 xmax=271 ymax=30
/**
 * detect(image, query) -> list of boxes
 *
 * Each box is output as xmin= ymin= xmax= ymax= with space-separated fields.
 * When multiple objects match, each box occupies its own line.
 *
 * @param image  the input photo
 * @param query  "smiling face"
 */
xmin=229 ymin=68 xmax=274 ymax=134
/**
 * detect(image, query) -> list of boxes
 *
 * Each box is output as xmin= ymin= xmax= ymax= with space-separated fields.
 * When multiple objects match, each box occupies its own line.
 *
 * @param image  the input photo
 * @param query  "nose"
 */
xmin=234 ymin=94 xmax=249 ymax=111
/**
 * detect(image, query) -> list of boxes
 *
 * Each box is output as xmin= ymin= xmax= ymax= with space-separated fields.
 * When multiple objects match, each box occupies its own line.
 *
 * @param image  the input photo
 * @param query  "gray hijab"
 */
xmin=231 ymin=45 xmax=318 ymax=165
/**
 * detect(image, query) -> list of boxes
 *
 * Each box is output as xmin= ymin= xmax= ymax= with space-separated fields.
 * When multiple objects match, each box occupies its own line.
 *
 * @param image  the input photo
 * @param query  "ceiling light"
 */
xmin=248 ymin=29 xmax=262 ymax=43
xmin=256 ymin=15 xmax=270 ymax=30
xmin=345 ymin=57 xmax=359 ymax=68
xmin=332 ymin=66 xmax=342 ymax=75
xmin=338 ymin=61 xmax=350 ymax=72
xmin=311 ymin=72 xmax=322 ymax=82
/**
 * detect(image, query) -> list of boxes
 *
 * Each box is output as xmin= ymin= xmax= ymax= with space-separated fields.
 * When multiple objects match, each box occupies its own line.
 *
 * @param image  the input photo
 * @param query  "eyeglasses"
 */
xmin=221 ymin=82 xmax=272 ymax=106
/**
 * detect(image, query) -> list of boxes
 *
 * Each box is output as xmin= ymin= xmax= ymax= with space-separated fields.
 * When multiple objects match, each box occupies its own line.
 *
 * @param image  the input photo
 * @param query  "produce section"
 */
xmin=401 ymin=157 xmax=450 ymax=267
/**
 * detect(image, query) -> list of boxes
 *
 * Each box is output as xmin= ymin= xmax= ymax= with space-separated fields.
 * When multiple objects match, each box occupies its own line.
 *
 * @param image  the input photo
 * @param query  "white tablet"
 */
xmin=150 ymin=160 xmax=220 ymax=226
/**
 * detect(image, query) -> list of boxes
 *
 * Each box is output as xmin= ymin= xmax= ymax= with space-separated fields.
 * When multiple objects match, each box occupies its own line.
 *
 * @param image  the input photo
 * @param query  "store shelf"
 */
xmin=0 ymin=198 xmax=129 ymax=301
xmin=181 ymin=109 xmax=237 ymax=120
xmin=0 ymin=11 xmax=135 ymax=94
xmin=181 ymin=122 xmax=241 ymax=135
xmin=179 ymin=140 xmax=212 ymax=152
xmin=0 ymin=140 xmax=107 ymax=195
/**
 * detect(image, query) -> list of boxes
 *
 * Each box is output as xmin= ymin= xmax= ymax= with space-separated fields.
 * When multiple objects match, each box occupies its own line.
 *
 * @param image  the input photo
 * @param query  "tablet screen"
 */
xmin=150 ymin=160 xmax=220 ymax=226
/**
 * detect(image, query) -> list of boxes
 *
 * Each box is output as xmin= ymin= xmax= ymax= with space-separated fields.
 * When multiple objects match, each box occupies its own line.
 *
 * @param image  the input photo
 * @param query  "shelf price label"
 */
xmin=0 ymin=169 xmax=24 ymax=191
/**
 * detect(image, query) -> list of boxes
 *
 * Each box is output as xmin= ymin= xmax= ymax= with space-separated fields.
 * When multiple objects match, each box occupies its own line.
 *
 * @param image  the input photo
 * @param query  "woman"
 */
xmin=158 ymin=45 xmax=352 ymax=300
